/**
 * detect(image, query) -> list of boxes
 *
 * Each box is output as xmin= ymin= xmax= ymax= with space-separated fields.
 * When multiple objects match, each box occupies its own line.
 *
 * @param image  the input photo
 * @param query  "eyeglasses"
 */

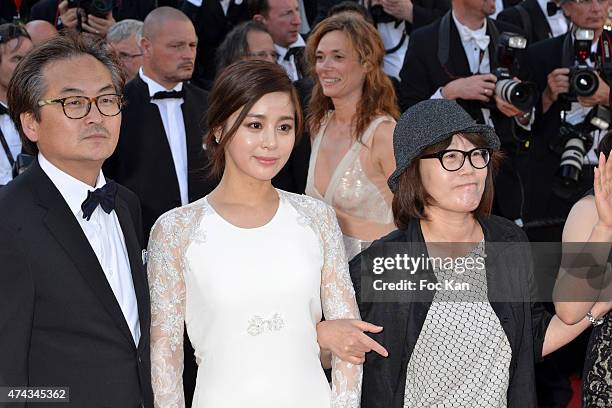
xmin=572 ymin=0 xmax=608 ymax=6
xmin=37 ymin=94 xmax=123 ymax=119
xmin=0 ymin=24 xmax=30 ymax=45
xmin=420 ymin=148 xmax=491 ymax=171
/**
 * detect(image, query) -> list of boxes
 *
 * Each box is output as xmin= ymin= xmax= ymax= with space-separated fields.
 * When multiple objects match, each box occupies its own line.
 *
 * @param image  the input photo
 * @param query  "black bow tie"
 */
xmin=151 ymin=90 xmax=185 ymax=100
xmin=0 ymin=104 xmax=7 ymax=116
xmin=81 ymin=180 xmax=118 ymax=221
xmin=547 ymin=1 xmax=560 ymax=16
xmin=283 ymin=46 xmax=303 ymax=61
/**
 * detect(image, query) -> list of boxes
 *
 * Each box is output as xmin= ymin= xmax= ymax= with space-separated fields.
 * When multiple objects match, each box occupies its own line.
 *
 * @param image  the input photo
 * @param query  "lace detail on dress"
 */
xmin=583 ymin=313 xmax=612 ymax=407
xmin=147 ymin=201 xmax=209 ymax=408
xmin=246 ymin=313 xmax=285 ymax=336
xmin=281 ymin=191 xmax=363 ymax=408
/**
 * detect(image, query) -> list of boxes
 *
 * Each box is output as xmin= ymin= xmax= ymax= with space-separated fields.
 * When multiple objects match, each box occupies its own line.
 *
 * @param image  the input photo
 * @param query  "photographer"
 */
xmin=362 ymin=0 xmax=451 ymax=79
xmin=398 ymin=0 xmax=535 ymax=222
xmin=29 ymin=0 xmax=155 ymax=36
xmin=526 ymin=0 xmax=610 ymax=242
xmin=0 ymin=23 xmax=32 ymax=186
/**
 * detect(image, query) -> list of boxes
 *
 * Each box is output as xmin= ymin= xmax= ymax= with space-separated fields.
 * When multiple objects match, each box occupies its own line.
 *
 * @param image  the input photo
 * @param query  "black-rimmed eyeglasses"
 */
xmin=420 ymin=148 xmax=491 ymax=172
xmin=37 ymin=94 xmax=123 ymax=119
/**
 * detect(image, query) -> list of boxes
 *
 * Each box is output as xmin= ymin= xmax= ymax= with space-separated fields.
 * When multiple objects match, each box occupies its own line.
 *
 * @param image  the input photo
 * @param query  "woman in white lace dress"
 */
xmin=146 ymin=60 xmax=362 ymax=408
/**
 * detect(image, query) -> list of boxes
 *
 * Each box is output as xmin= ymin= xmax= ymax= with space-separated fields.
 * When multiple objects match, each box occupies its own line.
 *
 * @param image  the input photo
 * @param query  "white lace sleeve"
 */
xmin=147 ymin=212 xmax=186 ymax=408
xmin=320 ymin=205 xmax=363 ymax=408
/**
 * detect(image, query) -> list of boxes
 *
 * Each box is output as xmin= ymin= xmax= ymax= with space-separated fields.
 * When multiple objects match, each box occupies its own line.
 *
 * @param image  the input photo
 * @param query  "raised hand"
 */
xmin=594 ymin=152 xmax=612 ymax=228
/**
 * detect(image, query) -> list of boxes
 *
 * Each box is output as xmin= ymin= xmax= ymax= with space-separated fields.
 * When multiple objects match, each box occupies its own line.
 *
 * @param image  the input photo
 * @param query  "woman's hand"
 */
xmin=594 ymin=152 xmax=612 ymax=228
xmin=316 ymin=319 xmax=388 ymax=365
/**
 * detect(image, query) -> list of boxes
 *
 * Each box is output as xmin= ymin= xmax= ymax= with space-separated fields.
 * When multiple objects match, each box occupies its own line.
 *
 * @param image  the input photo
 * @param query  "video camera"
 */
xmin=67 ymin=0 xmax=114 ymax=19
xmin=492 ymin=32 xmax=537 ymax=111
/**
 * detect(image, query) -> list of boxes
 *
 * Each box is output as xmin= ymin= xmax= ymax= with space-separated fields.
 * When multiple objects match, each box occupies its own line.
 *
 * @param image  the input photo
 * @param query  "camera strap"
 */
xmin=0 ymin=127 xmax=15 ymax=167
xmin=597 ymin=30 xmax=612 ymax=80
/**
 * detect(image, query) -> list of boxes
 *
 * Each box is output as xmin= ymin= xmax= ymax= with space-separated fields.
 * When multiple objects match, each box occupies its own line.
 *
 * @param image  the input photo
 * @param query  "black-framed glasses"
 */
xmin=420 ymin=148 xmax=491 ymax=171
xmin=0 ymin=23 xmax=30 ymax=45
xmin=37 ymin=94 xmax=123 ymax=119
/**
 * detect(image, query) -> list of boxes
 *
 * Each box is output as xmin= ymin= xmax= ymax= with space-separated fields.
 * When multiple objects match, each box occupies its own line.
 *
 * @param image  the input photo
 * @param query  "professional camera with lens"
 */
xmin=551 ymin=105 xmax=611 ymax=188
xmin=67 ymin=0 xmax=114 ymax=18
xmin=564 ymin=28 xmax=599 ymax=104
xmin=492 ymin=32 xmax=537 ymax=111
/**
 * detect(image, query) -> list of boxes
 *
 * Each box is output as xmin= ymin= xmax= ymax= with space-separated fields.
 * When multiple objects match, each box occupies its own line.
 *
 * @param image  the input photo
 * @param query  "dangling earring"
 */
xmin=215 ymin=134 xmax=220 ymax=144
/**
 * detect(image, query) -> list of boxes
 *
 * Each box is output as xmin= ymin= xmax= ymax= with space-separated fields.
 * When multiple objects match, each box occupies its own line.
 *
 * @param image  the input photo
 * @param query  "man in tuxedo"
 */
xmin=181 ymin=0 xmax=250 ymax=88
xmin=104 ymin=7 xmax=215 ymax=242
xmin=398 ymin=0 xmax=532 ymax=222
xmin=497 ymin=0 xmax=568 ymax=45
xmin=0 ymin=32 xmax=153 ymax=407
xmin=250 ymin=0 xmax=308 ymax=81
xmin=0 ymin=23 xmax=33 ymax=186
xmin=525 ymin=0 xmax=610 ymax=241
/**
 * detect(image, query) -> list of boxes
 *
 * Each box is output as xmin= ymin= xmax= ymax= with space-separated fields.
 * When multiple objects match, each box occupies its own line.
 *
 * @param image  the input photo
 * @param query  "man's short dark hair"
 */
xmin=0 ymin=23 xmax=31 ymax=64
xmin=248 ymin=0 xmax=270 ymax=17
xmin=7 ymin=31 xmax=125 ymax=154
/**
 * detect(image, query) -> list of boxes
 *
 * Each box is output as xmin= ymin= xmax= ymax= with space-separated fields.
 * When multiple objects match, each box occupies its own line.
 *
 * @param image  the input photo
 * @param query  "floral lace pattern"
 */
xmin=147 ymin=191 xmax=362 ymax=408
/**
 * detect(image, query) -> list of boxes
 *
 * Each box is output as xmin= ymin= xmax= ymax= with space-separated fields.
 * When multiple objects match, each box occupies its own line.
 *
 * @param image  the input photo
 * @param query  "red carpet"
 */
xmin=567 ymin=375 xmax=582 ymax=408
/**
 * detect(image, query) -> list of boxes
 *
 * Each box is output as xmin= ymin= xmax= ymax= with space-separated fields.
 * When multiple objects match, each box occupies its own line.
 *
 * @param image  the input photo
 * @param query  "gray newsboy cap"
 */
xmin=387 ymin=99 xmax=500 ymax=192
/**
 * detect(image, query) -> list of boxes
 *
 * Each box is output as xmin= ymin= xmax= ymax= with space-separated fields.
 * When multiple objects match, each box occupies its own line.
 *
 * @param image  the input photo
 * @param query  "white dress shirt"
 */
xmin=139 ymin=68 xmax=189 ymax=206
xmin=379 ymin=21 xmax=409 ymax=80
xmin=492 ymin=0 xmax=505 ymax=19
xmin=537 ymin=0 xmax=568 ymax=38
xmin=298 ymin=0 xmax=310 ymax=35
xmin=38 ymin=153 xmax=141 ymax=344
xmin=186 ymin=0 xmax=240 ymax=13
xmin=0 ymin=102 xmax=22 ymax=185
xmin=275 ymin=35 xmax=306 ymax=82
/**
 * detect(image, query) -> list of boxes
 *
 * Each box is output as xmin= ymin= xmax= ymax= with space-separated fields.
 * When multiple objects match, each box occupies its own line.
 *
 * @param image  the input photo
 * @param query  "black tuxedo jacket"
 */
xmin=525 ymin=33 xmax=596 ymax=227
xmin=182 ymin=0 xmax=250 ymax=88
xmin=0 ymin=160 xmax=153 ymax=408
xmin=104 ymin=76 xmax=216 ymax=241
xmin=497 ymin=0 xmax=554 ymax=45
xmin=405 ymin=0 xmax=451 ymax=34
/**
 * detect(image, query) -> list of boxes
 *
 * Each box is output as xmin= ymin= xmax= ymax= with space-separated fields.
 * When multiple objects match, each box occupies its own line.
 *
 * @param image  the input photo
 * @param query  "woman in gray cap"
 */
xmin=348 ymin=99 xmax=611 ymax=408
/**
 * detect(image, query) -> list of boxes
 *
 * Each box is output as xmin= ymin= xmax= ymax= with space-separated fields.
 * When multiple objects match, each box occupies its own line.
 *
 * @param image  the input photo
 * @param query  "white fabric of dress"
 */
xmin=147 ymin=189 xmax=362 ymax=408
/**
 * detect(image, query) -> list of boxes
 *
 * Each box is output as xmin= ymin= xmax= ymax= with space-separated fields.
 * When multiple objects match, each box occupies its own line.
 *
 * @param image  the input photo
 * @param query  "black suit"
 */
xmin=398 ymin=13 xmax=529 ymax=220
xmin=525 ymin=33 xmax=597 ymax=239
xmin=181 ymin=0 xmax=249 ymax=89
xmin=104 ymin=76 xmax=216 ymax=241
xmin=0 ymin=160 xmax=153 ymax=408
xmin=497 ymin=0 xmax=555 ymax=45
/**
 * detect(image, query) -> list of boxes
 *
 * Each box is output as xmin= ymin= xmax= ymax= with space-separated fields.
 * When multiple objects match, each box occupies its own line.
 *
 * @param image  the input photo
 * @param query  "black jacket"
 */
xmin=29 ymin=0 xmax=155 ymax=26
xmin=181 ymin=0 xmax=250 ymax=88
xmin=0 ymin=160 xmax=153 ymax=408
xmin=497 ymin=0 xmax=555 ymax=45
xmin=103 ymin=76 xmax=217 ymax=241
xmin=350 ymin=215 xmax=553 ymax=408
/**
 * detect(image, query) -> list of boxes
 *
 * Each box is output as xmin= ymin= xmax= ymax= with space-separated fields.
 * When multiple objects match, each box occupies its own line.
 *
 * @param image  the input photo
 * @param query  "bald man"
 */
xmin=25 ymin=20 xmax=58 ymax=44
xmin=104 ymin=7 xmax=215 ymax=240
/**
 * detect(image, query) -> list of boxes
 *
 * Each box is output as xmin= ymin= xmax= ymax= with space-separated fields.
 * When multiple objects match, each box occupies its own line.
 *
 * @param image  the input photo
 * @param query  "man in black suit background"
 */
xmin=0 ymin=32 xmax=153 ymax=407
xmin=398 ymin=0 xmax=532 ymax=222
xmin=104 ymin=7 xmax=215 ymax=242
xmin=525 ymin=0 xmax=609 ymax=240
xmin=497 ymin=0 xmax=568 ymax=45
xmin=181 ymin=0 xmax=250 ymax=89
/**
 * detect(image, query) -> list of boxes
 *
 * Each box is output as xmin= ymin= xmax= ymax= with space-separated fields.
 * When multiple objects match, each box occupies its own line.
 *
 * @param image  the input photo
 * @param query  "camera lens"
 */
xmin=558 ymin=137 xmax=586 ymax=184
xmin=571 ymin=69 xmax=599 ymax=97
xmin=495 ymin=79 xmax=537 ymax=111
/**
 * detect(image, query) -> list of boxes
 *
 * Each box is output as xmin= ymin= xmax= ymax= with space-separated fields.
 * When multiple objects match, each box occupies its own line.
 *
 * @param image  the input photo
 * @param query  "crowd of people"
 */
xmin=0 ymin=0 xmax=611 ymax=407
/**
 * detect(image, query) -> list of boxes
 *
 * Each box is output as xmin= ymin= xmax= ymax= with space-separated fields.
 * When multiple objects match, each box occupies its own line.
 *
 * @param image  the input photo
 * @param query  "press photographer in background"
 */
xmin=398 ymin=0 xmax=538 ymax=224
xmin=360 ymin=0 xmax=451 ymax=80
xmin=527 ymin=0 xmax=611 ymax=243
xmin=29 ymin=0 xmax=155 ymax=36
xmin=0 ymin=23 xmax=33 ymax=187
